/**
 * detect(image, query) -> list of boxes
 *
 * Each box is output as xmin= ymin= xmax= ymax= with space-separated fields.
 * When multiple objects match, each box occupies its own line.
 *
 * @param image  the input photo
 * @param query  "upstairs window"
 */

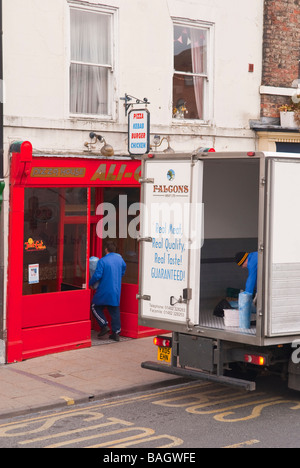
xmin=70 ymin=6 xmax=115 ymax=117
xmin=173 ymin=21 xmax=212 ymax=122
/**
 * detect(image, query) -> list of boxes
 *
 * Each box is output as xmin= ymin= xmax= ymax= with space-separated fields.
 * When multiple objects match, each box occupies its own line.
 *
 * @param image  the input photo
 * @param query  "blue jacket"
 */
xmin=89 ymin=253 xmax=126 ymax=306
xmin=245 ymin=251 xmax=258 ymax=295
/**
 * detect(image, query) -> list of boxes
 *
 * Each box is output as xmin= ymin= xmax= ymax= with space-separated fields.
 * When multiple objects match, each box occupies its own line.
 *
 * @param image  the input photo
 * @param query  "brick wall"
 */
xmin=262 ymin=0 xmax=300 ymax=117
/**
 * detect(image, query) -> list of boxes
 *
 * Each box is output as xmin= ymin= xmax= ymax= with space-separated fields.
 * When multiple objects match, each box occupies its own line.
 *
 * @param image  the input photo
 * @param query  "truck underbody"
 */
xmin=142 ymin=333 xmax=295 ymax=392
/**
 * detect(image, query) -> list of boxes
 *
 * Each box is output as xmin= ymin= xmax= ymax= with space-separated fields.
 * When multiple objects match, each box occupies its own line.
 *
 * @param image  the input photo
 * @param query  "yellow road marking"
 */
xmin=93 ymin=434 xmax=183 ymax=449
xmin=1 ymin=380 xmax=300 ymax=450
xmin=188 ymin=397 xmax=279 ymax=416
xmin=0 ymin=382 xmax=207 ymax=430
xmin=61 ymin=396 xmax=74 ymax=406
xmin=19 ymin=418 xmax=132 ymax=445
xmin=45 ymin=426 xmax=155 ymax=449
xmin=215 ymin=398 xmax=300 ymax=422
xmin=224 ymin=439 xmax=260 ymax=448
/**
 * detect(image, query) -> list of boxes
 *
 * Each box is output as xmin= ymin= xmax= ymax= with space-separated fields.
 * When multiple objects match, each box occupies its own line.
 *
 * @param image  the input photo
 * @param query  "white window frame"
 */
xmin=68 ymin=2 xmax=118 ymax=120
xmin=172 ymin=18 xmax=214 ymax=124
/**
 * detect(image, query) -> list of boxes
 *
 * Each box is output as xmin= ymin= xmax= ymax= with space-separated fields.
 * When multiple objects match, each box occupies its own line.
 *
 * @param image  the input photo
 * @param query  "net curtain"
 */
xmin=70 ymin=8 xmax=111 ymax=115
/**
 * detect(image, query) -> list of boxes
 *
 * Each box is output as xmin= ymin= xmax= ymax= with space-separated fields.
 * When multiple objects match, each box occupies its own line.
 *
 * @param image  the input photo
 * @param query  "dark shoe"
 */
xmin=109 ymin=332 xmax=120 ymax=342
xmin=97 ymin=325 xmax=110 ymax=338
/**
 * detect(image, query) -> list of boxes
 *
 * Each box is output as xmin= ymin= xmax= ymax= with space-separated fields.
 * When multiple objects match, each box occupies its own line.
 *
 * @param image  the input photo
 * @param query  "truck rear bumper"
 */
xmin=141 ymin=361 xmax=256 ymax=392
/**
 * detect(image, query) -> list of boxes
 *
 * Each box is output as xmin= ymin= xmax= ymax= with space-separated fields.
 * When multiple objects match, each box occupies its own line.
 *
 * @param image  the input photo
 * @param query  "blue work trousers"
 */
xmin=92 ymin=304 xmax=121 ymax=334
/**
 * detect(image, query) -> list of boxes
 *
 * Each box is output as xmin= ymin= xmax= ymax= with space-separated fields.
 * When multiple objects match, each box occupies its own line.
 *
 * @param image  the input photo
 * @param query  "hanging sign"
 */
xmin=128 ymin=109 xmax=150 ymax=155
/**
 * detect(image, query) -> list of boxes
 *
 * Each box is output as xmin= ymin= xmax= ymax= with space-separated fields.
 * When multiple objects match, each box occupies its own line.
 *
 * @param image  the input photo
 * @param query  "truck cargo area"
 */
xmin=139 ymin=151 xmax=300 ymax=392
xmin=198 ymin=157 xmax=259 ymax=336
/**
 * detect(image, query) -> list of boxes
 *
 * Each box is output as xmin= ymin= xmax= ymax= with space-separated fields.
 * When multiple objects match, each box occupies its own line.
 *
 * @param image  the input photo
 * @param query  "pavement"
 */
xmin=0 ymin=332 xmax=183 ymax=419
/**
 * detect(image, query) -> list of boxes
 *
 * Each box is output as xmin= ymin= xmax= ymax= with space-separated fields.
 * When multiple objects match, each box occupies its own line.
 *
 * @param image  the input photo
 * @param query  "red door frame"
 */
xmin=7 ymin=141 xmax=159 ymax=363
xmin=90 ymin=187 xmax=104 ymax=258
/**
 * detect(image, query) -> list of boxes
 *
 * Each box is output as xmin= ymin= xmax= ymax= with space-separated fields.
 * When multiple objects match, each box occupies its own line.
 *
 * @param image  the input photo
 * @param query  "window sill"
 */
xmin=172 ymin=118 xmax=211 ymax=126
xmin=69 ymin=113 xmax=114 ymax=122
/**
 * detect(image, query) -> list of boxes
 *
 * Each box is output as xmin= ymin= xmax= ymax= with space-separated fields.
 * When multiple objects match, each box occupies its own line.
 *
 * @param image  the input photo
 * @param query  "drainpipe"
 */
xmin=0 ymin=0 xmax=3 ymax=356
xmin=0 ymin=0 xmax=3 ymax=180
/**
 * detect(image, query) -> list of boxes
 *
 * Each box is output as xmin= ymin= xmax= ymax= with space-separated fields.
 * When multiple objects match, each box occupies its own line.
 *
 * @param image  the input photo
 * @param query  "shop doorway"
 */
xmin=90 ymin=187 xmax=140 ymax=337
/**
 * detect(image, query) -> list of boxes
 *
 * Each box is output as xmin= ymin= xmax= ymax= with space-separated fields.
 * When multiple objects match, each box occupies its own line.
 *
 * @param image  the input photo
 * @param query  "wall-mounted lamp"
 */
xmin=84 ymin=132 xmax=114 ymax=157
xmin=151 ymin=135 xmax=175 ymax=153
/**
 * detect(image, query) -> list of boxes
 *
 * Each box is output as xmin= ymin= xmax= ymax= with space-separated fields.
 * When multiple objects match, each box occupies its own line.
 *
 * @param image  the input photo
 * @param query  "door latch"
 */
xmin=170 ymin=288 xmax=192 ymax=306
xmin=136 ymin=294 xmax=151 ymax=301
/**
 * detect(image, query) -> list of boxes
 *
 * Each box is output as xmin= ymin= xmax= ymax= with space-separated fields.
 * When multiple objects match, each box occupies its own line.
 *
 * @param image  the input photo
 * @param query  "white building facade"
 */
xmin=0 ymin=0 xmax=264 ymax=362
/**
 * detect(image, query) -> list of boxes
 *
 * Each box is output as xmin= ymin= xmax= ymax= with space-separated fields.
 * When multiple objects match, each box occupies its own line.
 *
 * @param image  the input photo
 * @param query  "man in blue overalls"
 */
xmin=235 ymin=251 xmax=258 ymax=295
xmin=90 ymin=241 xmax=126 ymax=341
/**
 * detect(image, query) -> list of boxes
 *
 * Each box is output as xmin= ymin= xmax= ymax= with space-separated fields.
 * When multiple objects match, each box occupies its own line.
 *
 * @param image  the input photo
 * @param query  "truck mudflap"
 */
xmin=141 ymin=361 xmax=256 ymax=392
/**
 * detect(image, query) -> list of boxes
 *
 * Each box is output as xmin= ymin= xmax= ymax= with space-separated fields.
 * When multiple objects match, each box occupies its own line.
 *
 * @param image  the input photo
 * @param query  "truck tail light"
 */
xmin=244 ymin=354 xmax=266 ymax=366
xmin=153 ymin=336 xmax=172 ymax=347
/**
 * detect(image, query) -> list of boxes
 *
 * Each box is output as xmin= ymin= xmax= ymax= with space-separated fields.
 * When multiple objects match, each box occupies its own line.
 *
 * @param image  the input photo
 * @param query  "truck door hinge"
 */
xmin=136 ymin=294 xmax=151 ymax=301
xmin=137 ymin=236 xmax=153 ymax=243
xmin=139 ymin=178 xmax=154 ymax=184
xmin=183 ymin=288 xmax=192 ymax=301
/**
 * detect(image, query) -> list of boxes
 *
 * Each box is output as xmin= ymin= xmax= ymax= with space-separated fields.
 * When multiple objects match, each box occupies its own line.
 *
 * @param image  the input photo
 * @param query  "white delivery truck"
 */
xmin=137 ymin=151 xmax=300 ymax=391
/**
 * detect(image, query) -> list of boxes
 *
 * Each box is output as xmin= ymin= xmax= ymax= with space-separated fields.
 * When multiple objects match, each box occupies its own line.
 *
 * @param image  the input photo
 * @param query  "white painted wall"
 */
xmin=2 ymin=0 xmax=264 ymax=155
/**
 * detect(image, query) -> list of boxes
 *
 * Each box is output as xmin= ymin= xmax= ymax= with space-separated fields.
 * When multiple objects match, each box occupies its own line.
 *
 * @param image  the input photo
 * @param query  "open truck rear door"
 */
xmin=138 ymin=156 xmax=203 ymax=332
xmin=265 ymin=157 xmax=300 ymax=337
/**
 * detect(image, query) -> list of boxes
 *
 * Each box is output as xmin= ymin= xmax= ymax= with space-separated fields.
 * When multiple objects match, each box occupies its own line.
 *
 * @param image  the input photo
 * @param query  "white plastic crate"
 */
xmin=223 ymin=309 xmax=239 ymax=327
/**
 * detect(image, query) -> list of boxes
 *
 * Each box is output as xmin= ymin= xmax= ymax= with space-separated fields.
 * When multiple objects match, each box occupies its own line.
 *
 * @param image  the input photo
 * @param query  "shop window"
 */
xmin=173 ymin=21 xmax=212 ymax=121
xmin=276 ymin=142 xmax=300 ymax=153
xmin=23 ymin=188 xmax=88 ymax=295
xmin=69 ymin=5 xmax=115 ymax=117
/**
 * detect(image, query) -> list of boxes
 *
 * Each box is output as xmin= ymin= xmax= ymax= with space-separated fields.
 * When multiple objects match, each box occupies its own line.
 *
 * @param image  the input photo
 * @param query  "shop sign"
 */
xmin=31 ymin=167 xmax=86 ymax=178
xmin=128 ymin=109 xmax=150 ymax=155
xmin=91 ymin=163 xmax=141 ymax=182
xmin=27 ymin=161 xmax=141 ymax=185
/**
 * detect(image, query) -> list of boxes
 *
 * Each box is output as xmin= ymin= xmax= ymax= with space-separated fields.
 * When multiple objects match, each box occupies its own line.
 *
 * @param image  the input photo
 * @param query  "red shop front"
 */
xmin=6 ymin=141 xmax=161 ymax=363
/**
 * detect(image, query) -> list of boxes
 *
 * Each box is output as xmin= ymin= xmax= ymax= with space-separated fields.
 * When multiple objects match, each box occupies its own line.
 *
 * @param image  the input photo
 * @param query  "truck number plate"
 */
xmin=157 ymin=346 xmax=171 ymax=363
